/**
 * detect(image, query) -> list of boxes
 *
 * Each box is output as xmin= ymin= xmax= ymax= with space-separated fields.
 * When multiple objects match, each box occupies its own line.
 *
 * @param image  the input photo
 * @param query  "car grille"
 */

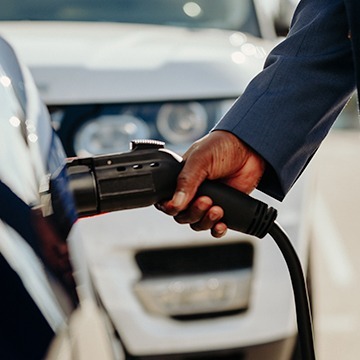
xmin=135 ymin=242 xmax=254 ymax=278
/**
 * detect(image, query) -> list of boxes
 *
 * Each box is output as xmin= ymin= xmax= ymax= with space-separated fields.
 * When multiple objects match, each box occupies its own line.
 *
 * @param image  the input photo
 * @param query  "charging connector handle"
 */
xmin=67 ymin=141 xmax=277 ymax=238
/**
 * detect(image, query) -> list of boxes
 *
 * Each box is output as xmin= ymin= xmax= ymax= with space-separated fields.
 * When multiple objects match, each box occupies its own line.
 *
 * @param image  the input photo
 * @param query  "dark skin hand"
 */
xmin=157 ymin=130 xmax=265 ymax=238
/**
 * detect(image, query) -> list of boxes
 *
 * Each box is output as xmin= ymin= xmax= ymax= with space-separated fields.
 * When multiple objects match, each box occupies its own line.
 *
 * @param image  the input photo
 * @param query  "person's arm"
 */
xmin=159 ymin=0 xmax=356 ymax=236
xmin=217 ymin=0 xmax=356 ymax=200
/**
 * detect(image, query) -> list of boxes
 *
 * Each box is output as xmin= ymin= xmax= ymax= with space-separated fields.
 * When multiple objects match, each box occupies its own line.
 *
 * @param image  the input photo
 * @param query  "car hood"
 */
xmin=0 ymin=22 xmax=274 ymax=105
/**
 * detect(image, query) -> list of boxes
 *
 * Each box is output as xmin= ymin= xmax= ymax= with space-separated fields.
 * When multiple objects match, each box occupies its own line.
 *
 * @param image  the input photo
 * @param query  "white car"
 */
xmin=0 ymin=1 xmax=310 ymax=359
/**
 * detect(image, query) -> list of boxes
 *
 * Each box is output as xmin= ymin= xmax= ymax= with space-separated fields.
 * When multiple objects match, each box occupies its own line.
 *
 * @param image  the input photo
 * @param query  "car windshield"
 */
xmin=1 ymin=0 xmax=261 ymax=36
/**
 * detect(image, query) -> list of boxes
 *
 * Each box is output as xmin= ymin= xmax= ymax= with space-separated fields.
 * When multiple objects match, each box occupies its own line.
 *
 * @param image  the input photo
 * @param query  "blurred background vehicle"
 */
xmin=0 ymin=1 xmax=316 ymax=359
xmin=0 ymin=0 xmax=285 ymax=157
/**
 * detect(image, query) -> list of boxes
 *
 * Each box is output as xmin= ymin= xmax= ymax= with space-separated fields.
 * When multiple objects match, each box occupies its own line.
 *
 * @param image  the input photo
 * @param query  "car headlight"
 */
xmin=73 ymin=114 xmax=150 ymax=156
xmin=156 ymin=102 xmax=208 ymax=144
xmin=55 ymin=99 xmax=237 ymax=157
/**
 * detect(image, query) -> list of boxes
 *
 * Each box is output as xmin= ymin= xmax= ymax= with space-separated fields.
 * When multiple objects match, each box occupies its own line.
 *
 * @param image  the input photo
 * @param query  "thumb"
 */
xmin=165 ymin=154 xmax=209 ymax=214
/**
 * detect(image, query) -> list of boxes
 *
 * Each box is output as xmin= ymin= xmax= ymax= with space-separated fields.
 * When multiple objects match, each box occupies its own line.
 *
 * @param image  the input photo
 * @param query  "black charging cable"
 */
xmin=269 ymin=221 xmax=316 ymax=360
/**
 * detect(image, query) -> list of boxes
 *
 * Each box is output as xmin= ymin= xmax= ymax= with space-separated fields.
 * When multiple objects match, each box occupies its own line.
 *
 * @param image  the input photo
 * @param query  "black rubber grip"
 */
xmin=197 ymin=181 xmax=277 ymax=238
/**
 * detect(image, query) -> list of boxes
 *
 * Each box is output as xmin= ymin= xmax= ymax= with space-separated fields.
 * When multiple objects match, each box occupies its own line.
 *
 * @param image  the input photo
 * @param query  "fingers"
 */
xmin=172 ymin=196 xmax=227 ymax=238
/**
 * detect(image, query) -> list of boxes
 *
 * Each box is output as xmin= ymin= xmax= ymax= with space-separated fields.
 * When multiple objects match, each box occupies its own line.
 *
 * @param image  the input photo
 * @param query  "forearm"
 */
xmin=215 ymin=0 xmax=356 ymax=200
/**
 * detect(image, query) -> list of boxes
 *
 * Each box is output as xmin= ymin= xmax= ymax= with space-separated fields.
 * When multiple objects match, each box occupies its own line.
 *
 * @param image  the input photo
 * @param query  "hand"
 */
xmin=158 ymin=130 xmax=265 ymax=237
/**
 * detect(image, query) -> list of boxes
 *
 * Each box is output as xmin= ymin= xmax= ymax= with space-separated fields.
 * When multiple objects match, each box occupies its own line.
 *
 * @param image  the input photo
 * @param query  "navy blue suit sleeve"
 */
xmin=214 ymin=0 xmax=356 ymax=200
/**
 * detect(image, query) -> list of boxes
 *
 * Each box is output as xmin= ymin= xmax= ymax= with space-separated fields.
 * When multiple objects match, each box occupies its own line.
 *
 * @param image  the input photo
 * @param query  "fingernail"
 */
xmin=209 ymin=211 xmax=219 ymax=222
xmin=218 ymin=229 xmax=227 ymax=237
xmin=172 ymin=191 xmax=186 ymax=208
xmin=213 ymin=228 xmax=227 ymax=238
